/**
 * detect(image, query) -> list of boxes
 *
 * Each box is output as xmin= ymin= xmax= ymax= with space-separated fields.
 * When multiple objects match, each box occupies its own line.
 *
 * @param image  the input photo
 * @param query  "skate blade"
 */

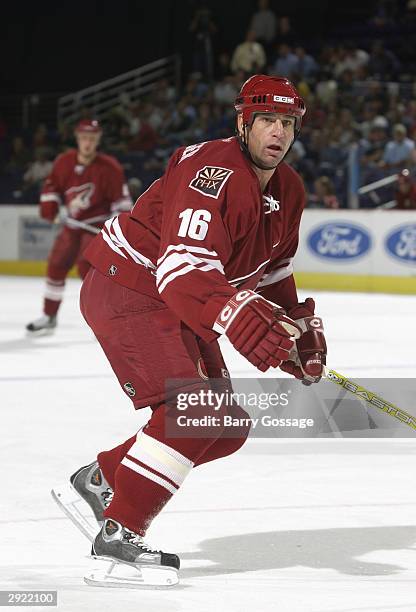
xmin=85 ymin=557 xmax=179 ymax=589
xmin=51 ymin=483 xmax=98 ymax=542
xmin=26 ymin=328 xmax=55 ymax=338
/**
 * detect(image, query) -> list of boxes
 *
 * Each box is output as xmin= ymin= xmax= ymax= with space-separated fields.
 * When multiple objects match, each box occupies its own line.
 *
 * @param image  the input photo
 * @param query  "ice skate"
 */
xmin=26 ymin=314 xmax=57 ymax=336
xmin=85 ymin=518 xmax=180 ymax=588
xmin=51 ymin=461 xmax=113 ymax=542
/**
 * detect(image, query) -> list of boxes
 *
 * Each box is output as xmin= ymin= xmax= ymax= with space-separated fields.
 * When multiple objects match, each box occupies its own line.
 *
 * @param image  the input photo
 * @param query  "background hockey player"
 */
xmin=26 ymin=119 xmax=132 ymax=335
xmin=394 ymin=168 xmax=416 ymax=209
xmin=52 ymin=75 xmax=327 ymax=587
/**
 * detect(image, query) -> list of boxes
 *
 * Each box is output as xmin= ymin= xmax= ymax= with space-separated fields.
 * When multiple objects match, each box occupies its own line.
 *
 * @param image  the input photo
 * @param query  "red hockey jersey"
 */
xmin=40 ymin=149 xmax=132 ymax=222
xmin=85 ymin=137 xmax=306 ymax=342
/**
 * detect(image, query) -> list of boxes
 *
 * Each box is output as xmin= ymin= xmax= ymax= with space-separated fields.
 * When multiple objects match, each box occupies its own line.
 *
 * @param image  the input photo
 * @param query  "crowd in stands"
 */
xmin=1 ymin=0 xmax=416 ymax=209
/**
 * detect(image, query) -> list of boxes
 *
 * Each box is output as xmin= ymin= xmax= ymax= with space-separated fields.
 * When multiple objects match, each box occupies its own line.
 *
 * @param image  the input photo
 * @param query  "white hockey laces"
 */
xmin=124 ymin=530 xmax=161 ymax=553
xmin=101 ymin=488 xmax=114 ymax=507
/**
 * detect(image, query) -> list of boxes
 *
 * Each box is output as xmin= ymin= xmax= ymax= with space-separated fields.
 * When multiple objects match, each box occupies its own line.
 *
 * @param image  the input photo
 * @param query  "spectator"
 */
xmin=190 ymin=102 xmax=221 ymax=141
xmin=367 ymin=40 xmax=400 ymax=79
xmin=216 ymin=51 xmax=232 ymax=79
xmin=127 ymin=177 xmax=143 ymax=202
xmin=189 ymin=5 xmax=217 ymax=79
xmin=231 ymin=30 xmax=266 ymax=75
xmin=318 ymin=126 xmax=348 ymax=176
xmin=294 ymin=46 xmax=318 ymax=81
xmin=214 ymin=76 xmax=238 ymax=105
xmin=382 ymin=123 xmax=415 ymax=170
xmin=333 ymin=43 xmax=369 ymax=77
xmin=22 ymin=148 xmax=52 ymax=189
xmin=106 ymin=125 xmax=131 ymax=153
xmin=394 ymin=169 xmax=416 ymax=209
xmin=404 ymin=99 xmax=416 ymax=139
xmin=360 ymin=124 xmax=389 ymax=169
xmin=338 ymin=108 xmax=360 ymax=146
xmin=284 ymin=138 xmax=306 ymax=170
xmin=308 ymin=176 xmax=340 ymax=209
xmin=165 ymin=97 xmax=196 ymax=138
xmin=315 ymin=75 xmax=338 ymax=106
xmin=16 ymin=148 xmax=53 ymax=201
xmin=359 ymin=108 xmax=389 ymax=139
xmin=5 ymin=137 xmax=31 ymax=175
xmin=56 ymin=123 xmax=74 ymax=152
xmin=336 ymin=69 xmax=356 ymax=100
xmin=362 ymin=81 xmax=389 ymax=115
xmin=153 ymin=78 xmax=176 ymax=106
xmin=32 ymin=124 xmax=49 ymax=149
xmin=272 ymin=43 xmax=299 ymax=79
xmin=183 ymin=73 xmax=204 ymax=100
xmin=275 ymin=15 xmax=296 ymax=47
xmin=358 ymin=122 xmax=391 ymax=201
xmin=249 ymin=0 xmax=277 ymax=51
xmin=128 ymin=106 xmax=160 ymax=152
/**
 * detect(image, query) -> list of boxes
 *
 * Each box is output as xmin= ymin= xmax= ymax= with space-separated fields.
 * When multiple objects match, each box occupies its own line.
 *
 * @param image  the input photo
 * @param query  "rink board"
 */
xmin=0 ymin=206 xmax=415 ymax=293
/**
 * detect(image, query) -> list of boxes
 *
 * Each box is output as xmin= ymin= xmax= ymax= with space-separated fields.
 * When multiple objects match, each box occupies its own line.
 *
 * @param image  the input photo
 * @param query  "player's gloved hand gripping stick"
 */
xmin=279 ymin=297 xmax=415 ymax=431
xmin=40 ymin=198 xmax=104 ymax=233
xmin=212 ymin=290 xmax=302 ymax=372
xmin=280 ymin=297 xmax=327 ymax=385
xmin=213 ymin=293 xmax=414 ymax=430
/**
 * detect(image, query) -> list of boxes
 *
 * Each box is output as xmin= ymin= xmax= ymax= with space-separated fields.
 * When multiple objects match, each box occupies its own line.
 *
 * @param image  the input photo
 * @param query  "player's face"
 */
xmin=76 ymin=132 xmax=101 ymax=158
xmin=247 ymin=113 xmax=295 ymax=170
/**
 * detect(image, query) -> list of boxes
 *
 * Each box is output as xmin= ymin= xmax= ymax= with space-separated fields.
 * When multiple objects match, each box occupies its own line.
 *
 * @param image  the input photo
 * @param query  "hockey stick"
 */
xmin=56 ymin=211 xmax=114 ymax=235
xmin=63 ymin=217 xmax=101 ymax=234
xmin=76 ymin=213 xmax=111 ymax=224
xmin=323 ymin=367 xmax=416 ymax=431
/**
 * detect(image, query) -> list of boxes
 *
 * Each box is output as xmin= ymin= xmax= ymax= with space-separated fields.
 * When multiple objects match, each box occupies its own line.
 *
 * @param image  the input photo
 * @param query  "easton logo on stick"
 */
xmin=189 ymin=166 xmax=233 ymax=199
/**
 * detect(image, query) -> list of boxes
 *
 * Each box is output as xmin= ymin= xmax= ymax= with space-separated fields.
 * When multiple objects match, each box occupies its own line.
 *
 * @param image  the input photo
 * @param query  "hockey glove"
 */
xmin=40 ymin=200 xmax=59 ymax=223
xmin=213 ymin=290 xmax=302 ymax=372
xmin=279 ymin=298 xmax=327 ymax=384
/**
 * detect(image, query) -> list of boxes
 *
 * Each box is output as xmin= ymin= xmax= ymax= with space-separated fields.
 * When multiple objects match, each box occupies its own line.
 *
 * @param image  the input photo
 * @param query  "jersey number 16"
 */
xmin=178 ymin=208 xmax=211 ymax=241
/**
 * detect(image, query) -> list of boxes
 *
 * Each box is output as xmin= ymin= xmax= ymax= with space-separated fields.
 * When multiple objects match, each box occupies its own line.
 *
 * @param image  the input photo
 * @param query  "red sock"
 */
xmin=98 ymin=435 xmax=136 ymax=489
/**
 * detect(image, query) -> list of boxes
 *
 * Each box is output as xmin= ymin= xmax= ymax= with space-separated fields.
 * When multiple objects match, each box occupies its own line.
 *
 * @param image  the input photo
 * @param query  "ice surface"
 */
xmin=1 ymin=276 xmax=416 ymax=611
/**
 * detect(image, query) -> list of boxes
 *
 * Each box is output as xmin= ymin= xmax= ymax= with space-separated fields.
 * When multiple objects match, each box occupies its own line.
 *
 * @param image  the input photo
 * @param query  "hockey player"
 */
xmin=26 ymin=120 xmax=132 ymax=335
xmin=52 ymin=76 xmax=327 ymax=587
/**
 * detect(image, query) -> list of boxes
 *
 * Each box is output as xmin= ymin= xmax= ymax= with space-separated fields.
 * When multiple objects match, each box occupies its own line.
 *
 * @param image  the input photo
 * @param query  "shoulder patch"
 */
xmin=179 ymin=141 xmax=207 ymax=163
xmin=189 ymin=166 xmax=233 ymax=199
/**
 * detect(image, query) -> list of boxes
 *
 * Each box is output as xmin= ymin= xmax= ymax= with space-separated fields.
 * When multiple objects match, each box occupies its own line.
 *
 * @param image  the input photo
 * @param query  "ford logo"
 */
xmin=308 ymin=222 xmax=371 ymax=260
xmin=385 ymin=224 xmax=416 ymax=264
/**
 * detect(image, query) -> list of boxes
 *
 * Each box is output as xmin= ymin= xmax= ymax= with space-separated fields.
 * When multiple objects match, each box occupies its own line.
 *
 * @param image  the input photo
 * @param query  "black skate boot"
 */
xmin=26 ymin=314 xmax=57 ymax=336
xmin=70 ymin=461 xmax=113 ymax=523
xmin=51 ymin=461 xmax=113 ymax=542
xmin=86 ymin=518 xmax=180 ymax=588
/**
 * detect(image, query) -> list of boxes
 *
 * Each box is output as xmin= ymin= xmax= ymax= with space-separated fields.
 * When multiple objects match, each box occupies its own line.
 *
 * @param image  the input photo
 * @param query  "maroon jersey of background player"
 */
xmin=40 ymin=148 xmax=130 ymax=222
xmin=26 ymin=119 xmax=132 ymax=335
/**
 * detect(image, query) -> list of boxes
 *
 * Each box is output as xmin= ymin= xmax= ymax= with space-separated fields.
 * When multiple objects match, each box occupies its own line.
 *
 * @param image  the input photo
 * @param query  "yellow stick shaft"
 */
xmin=323 ymin=368 xmax=416 ymax=431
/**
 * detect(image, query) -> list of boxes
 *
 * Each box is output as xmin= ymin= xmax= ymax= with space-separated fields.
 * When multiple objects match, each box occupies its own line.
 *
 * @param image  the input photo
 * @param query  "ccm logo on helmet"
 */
xmin=273 ymin=95 xmax=294 ymax=104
